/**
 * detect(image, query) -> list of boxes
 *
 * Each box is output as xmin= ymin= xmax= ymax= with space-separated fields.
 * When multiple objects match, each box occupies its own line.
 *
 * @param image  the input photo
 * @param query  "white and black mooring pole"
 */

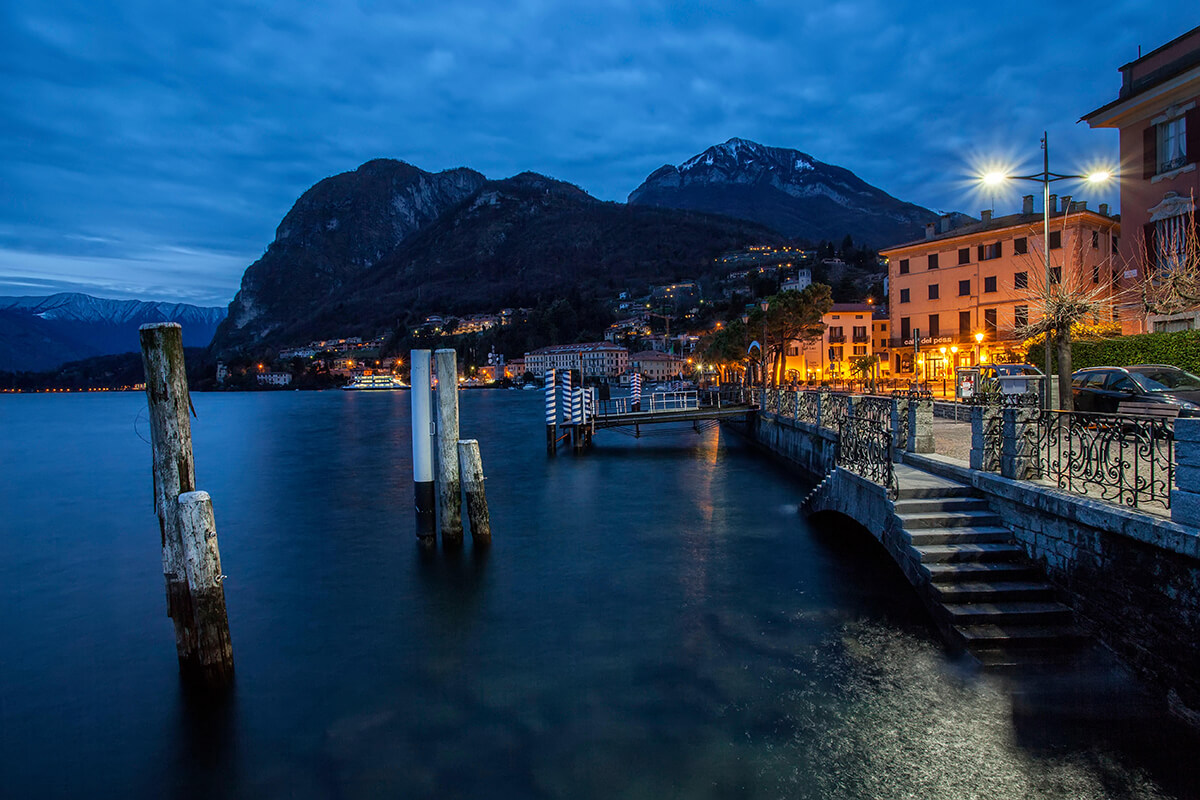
xmin=410 ymin=349 xmax=435 ymax=541
xmin=545 ymin=368 xmax=557 ymax=455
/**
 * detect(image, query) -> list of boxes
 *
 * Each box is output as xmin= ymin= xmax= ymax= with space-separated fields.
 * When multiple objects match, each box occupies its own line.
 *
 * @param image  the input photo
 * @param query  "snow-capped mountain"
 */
xmin=628 ymin=138 xmax=938 ymax=246
xmin=0 ymin=293 xmax=226 ymax=372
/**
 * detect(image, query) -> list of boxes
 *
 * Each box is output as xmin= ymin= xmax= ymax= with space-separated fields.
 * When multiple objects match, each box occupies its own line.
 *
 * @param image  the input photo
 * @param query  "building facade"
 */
xmin=780 ymin=303 xmax=878 ymax=383
xmin=630 ymin=350 xmax=686 ymax=382
xmin=1084 ymin=24 xmax=1200 ymax=333
xmin=524 ymin=343 xmax=629 ymax=379
xmin=881 ymin=204 xmax=1120 ymax=381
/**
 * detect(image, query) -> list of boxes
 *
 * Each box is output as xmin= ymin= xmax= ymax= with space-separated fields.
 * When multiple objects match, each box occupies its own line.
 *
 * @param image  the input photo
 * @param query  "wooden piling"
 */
xmin=410 ymin=350 xmax=436 ymax=540
xmin=457 ymin=439 xmax=491 ymax=543
xmin=139 ymin=322 xmax=199 ymax=668
xmin=434 ymin=348 xmax=463 ymax=546
xmin=177 ymin=491 xmax=234 ymax=686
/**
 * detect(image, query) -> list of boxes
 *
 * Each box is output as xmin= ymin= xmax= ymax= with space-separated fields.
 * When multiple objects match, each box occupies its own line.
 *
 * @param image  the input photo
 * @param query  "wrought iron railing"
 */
xmin=853 ymin=396 xmax=893 ymax=428
xmin=838 ymin=414 xmax=898 ymax=498
xmin=823 ymin=393 xmax=848 ymax=432
xmin=1037 ymin=409 xmax=1175 ymax=511
xmin=797 ymin=391 xmax=821 ymax=425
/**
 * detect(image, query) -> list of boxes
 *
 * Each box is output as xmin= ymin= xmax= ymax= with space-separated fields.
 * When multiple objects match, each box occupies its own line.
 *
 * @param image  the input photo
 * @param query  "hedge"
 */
xmin=1027 ymin=329 xmax=1200 ymax=375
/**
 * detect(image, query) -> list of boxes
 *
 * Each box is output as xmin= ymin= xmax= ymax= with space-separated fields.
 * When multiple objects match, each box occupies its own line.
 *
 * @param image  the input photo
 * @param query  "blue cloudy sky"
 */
xmin=1 ymin=1 xmax=1195 ymax=306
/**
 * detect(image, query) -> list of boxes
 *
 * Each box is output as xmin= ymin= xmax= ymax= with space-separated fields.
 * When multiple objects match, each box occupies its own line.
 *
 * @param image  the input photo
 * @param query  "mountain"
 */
xmin=215 ymin=159 xmax=487 ymax=349
xmin=211 ymin=163 xmax=785 ymax=353
xmin=628 ymin=138 xmax=938 ymax=247
xmin=0 ymin=293 xmax=226 ymax=372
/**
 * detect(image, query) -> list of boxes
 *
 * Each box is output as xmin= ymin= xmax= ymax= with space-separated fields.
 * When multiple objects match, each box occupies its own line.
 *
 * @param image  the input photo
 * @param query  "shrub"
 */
xmin=1027 ymin=329 xmax=1200 ymax=375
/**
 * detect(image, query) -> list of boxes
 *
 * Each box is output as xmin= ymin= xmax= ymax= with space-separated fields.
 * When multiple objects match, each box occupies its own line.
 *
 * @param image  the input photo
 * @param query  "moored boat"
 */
xmin=342 ymin=374 xmax=409 ymax=391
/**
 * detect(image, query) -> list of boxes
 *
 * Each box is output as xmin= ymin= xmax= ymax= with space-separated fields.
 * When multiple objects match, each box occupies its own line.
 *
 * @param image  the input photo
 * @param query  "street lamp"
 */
xmin=979 ymin=132 xmax=1113 ymax=407
xmin=939 ymin=346 xmax=948 ymax=398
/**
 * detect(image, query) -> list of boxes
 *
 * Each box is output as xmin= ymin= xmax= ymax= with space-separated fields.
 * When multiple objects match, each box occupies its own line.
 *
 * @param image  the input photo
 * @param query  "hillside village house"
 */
xmin=630 ymin=350 xmax=686 ymax=382
xmin=880 ymin=203 xmax=1120 ymax=382
xmin=524 ymin=342 xmax=629 ymax=380
xmin=1084 ymin=24 xmax=1200 ymax=333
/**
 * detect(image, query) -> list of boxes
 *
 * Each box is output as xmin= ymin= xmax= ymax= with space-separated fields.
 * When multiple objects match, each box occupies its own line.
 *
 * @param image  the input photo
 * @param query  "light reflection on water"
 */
xmin=0 ymin=390 xmax=1196 ymax=798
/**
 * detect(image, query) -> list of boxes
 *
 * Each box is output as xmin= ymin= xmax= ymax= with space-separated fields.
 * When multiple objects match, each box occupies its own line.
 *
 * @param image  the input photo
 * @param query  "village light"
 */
xmin=976 ymin=133 xmax=1114 ymax=407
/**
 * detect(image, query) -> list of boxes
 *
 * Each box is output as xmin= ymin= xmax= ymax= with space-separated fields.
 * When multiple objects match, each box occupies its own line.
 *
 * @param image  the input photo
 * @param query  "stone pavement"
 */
xmin=931 ymin=417 xmax=972 ymax=463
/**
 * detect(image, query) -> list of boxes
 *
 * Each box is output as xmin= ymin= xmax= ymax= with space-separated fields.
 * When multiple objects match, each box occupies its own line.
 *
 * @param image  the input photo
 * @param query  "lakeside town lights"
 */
xmin=978 ymin=132 xmax=1114 ymax=406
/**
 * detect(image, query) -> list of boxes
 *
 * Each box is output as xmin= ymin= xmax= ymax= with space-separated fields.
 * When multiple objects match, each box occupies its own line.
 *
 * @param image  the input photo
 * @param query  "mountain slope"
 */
xmin=628 ymin=138 xmax=937 ymax=246
xmin=214 ymin=159 xmax=487 ymax=349
xmin=0 ymin=293 xmax=226 ymax=371
xmin=210 ymin=167 xmax=786 ymax=352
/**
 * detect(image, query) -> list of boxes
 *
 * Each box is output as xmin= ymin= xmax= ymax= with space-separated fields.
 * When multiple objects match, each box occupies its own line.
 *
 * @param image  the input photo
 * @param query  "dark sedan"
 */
xmin=1071 ymin=364 xmax=1200 ymax=415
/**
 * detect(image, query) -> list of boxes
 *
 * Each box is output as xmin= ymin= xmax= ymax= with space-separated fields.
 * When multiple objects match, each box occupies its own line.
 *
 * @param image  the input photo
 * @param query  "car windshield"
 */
xmin=1127 ymin=367 xmax=1200 ymax=392
xmin=996 ymin=365 xmax=1039 ymax=376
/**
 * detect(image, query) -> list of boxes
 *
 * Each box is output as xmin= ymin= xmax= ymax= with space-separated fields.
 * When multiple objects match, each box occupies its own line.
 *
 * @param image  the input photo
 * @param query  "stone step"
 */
xmin=923 ymin=561 xmax=1039 ymax=583
xmin=906 ymin=527 xmax=1013 ymax=546
xmin=931 ymin=580 xmax=1056 ymax=603
xmin=968 ymin=645 xmax=1086 ymax=671
xmin=940 ymin=600 xmax=1074 ymax=625
xmin=954 ymin=623 xmax=1085 ymax=649
xmin=912 ymin=542 xmax=1026 ymax=563
xmin=897 ymin=511 xmax=1004 ymax=529
xmin=893 ymin=498 xmax=990 ymax=515
xmin=895 ymin=484 xmax=976 ymax=500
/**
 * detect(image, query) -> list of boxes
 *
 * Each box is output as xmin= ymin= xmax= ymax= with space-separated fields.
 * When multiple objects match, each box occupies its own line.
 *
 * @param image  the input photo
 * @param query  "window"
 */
xmin=958 ymin=247 xmax=971 ymax=265
xmin=1092 ymin=230 xmax=1099 ymax=249
xmin=928 ymin=314 xmax=940 ymax=338
xmin=899 ymin=258 xmax=910 ymax=274
xmin=900 ymin=317 xmax=911 ymax=340
xmin=1013 ymin=271 xmax=1028 ymax=289
xmin=899 ymin=288 xmax=910 ymax=303
xmin=984 ymin=276 xmax=997 ymax=293
xmin=853 ymin=326 xmax=868 ymax=342
xmin=1014 ymin=237 xmax=1028 ymax=255
xmin=1014 ymin=305 xmax=1028 ymax=329
xmin=928 ymin=284 xmax=939 ymax=300
xmin=984 ymin=308 xmax=997 ymax=334
xmin=1049 ymin=230 xmax=1061 ymax=249
xmin=928 ymin=253 xmax=939 ymax=270
xmin=1092 ymin=262 xmax=1100 ymax=284
xmin=853 ymin=345 xmax=867 ymax=356
xmin=787 ymin=345 xmax=799 ymax=357
xmin=959 ymin=310 xmax=971 ymax=336
xmin=978 ymin=242 xmax=1001 ymax=260
xmin=1156 ymin=116 xmax=1188 ymax=174
xmin=958 ymin=279 xmax=970 ymax=296
xmin=1153 ymin=213 xmax=1195 ymax=273
xmin=831 ymin=346 xmax=843 ymax=361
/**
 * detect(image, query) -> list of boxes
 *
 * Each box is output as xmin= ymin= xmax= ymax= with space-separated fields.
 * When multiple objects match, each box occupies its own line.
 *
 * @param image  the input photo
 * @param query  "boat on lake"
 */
xmin=342 ymin=374 xmax=409 ymax=391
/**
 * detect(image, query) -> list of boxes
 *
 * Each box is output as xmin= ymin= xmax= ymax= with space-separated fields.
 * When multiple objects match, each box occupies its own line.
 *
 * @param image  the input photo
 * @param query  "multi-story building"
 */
xmin=524 ymin=342 xmax=629 ymax=380
xmin=781 ymin=303 xmax=877 ymax=383
xmin=880 ymin=203 xmax=1120 ymax=381
xmin=1084 ymin=24 xmax=1200 ymax=333
xmin=630 ymin=350 xmax=685 ymax=382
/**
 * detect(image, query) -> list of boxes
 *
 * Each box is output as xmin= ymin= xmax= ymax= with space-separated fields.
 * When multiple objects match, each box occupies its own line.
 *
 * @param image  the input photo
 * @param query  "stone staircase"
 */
xmin=893 ymin=479 xmax=1084 ymax=668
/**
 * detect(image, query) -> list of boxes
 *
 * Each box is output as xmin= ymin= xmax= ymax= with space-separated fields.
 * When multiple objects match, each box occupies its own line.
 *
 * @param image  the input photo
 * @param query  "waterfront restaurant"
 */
xmin=880 ymin=202 xmax=1120 ymax=383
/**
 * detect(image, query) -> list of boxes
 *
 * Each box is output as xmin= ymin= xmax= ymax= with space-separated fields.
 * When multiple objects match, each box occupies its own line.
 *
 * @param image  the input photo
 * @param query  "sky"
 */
xmin=1 ymin=1 xmax=1195 ymax=307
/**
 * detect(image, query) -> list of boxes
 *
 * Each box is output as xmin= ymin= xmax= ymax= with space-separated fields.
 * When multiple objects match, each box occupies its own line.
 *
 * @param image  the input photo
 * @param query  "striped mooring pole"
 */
xmin=410 ymin=349 xmax=436 ymax=541
xmin=545 ymin=368 xmax=557 ymax=455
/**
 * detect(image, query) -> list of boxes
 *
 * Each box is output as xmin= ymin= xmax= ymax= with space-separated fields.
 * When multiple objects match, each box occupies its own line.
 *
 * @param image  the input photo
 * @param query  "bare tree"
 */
xmin=1134 ymin=197 xmax=1200 ymax=319
xmin=1015 ymin=228 xmax=1121 ymax=411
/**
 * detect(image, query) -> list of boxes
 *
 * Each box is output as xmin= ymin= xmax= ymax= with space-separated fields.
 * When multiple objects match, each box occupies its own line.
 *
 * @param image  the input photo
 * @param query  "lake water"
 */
xmin=2 ymin=390 xmax=1198 ymax=798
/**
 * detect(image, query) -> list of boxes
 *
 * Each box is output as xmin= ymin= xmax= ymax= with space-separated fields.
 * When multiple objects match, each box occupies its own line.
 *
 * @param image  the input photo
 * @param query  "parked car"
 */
xmin=1070 ymin=365 xmax=1200 ymax=415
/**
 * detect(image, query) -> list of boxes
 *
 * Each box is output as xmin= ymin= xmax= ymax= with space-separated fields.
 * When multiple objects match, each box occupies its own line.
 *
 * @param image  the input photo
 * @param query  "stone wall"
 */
xmin=744 ymin=409 xmax=838 ymax=480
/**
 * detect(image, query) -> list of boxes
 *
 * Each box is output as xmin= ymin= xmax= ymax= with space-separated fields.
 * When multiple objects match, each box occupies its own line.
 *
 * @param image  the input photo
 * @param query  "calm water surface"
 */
xmin=2 ymin=390 xmax=1198 ymax=798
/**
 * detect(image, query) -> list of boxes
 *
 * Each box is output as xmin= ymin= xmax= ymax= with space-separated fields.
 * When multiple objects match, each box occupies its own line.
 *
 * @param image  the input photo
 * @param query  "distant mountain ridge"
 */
xmin=628 ymin=138 xmax=938 ymax=246
xmin=0 ymin=293 xmax=226 ymax=372
xmin=210 ymin=159 xmax=785 ymax=353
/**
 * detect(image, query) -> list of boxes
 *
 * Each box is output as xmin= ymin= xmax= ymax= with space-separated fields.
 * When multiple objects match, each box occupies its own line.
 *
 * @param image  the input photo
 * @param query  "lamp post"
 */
xmin=939 ymin=346 xmax=948 ymax=398
xmin=981 ymin=133 xmax=1112 ymax=409
xmin=974 ymin=331 xmax=984 ymax=366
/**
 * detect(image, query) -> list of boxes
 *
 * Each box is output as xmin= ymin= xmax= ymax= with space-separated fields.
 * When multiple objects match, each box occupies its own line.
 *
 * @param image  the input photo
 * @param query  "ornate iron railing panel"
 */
xmin=1037 ymin=410 xmax=1175 ymax=511
xmin=797 ymin=391 xmax=821 ymax=425
xmin=823 ymin=394 xmax=849 ymax=433
xmin=854 ymin=396 xmax=894 ymax=429
xmin=838 ymin=414 xmax=898 ymax=498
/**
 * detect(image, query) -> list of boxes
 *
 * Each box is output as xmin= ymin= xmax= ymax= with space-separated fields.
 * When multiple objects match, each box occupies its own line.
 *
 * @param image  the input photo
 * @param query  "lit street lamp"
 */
xmin=980 ymin=132 xmax=1112 ymax=408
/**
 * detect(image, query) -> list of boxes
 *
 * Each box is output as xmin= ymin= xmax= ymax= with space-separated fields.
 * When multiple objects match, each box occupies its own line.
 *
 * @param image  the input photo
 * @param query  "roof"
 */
xmin=527 ymin=342 xmax=627 ymax=354
xmin=631 ymin=350 xmax=684 ymax=361
xmin=1083 ymin=25 xmax=1200 ymax=124
xmin=880 ymin=208 xmax=1117 ymax=253
xmin=828 ymin=303 xmax=874 ymax=313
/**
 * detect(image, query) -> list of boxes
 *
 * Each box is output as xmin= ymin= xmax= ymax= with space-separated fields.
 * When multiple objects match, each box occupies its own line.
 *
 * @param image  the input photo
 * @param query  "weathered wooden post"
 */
xmin=434 ymin=348 xmax=463 ymax=546
xmin=411 ymin=350 xmax=436 ymax=541
xmin=545 ymin=368 xmax=557 ymax=455
xmin=457 ymin=439 xmax=492 ymax=543
xmin=139 ymin=322 xmax=199 ymax=669
xmin=177 ymin=491 xmax=234 ymax=685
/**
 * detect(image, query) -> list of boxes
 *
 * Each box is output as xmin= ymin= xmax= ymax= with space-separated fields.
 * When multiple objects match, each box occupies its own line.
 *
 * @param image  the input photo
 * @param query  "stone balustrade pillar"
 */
xmin=908 ymin=397 xmax=934 ymax=453
xmin=893 ymin=397 xmax=909 ymax=453
xmin=1000 ymin=406 xmax=1041 ymax=480
xmin=1172 ymin=419 xmax=1200 ymax=529
xmin=969 ymin=404 xmax=1002 ymax=472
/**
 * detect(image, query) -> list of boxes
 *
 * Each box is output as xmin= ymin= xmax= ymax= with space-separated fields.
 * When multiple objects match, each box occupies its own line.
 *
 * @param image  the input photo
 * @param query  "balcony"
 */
xmin=852 ymin=333 xmax=870 ymax=343
xmin=828 ymin=334 xmax=846 ymax=343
